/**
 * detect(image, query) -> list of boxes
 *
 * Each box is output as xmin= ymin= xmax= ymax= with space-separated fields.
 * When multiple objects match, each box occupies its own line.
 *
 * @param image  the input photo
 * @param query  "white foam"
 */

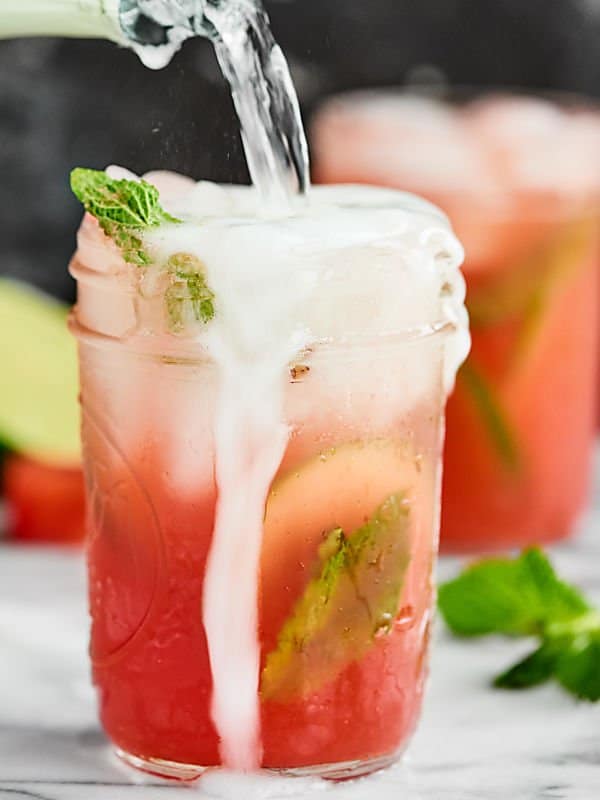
xmin=144 ymin=182 xmax=468 ymax=388
xmin=142 ymin=169 xmax=197 ymax=201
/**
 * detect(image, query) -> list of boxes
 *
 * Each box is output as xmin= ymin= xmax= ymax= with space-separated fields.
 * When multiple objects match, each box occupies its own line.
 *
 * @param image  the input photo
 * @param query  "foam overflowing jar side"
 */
xmin=70 ymin=173 xmax=468 ymax=775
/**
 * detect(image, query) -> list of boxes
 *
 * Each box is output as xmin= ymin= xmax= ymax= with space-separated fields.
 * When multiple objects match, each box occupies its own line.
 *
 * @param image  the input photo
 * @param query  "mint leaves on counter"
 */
xmin=439 ymin=548 xmax=600 ymax=701
xmin=70 ymin=168 xmax=180 ymax=265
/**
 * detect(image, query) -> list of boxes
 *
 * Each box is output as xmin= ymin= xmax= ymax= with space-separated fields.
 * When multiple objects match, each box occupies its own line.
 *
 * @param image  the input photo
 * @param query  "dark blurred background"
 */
xmin=1 ymin=0 xmax=600 ymax=302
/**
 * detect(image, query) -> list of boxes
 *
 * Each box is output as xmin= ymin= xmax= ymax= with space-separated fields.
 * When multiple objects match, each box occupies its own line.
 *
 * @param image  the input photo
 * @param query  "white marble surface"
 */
xmin=0 ymin=455 xmax=599 ymax=800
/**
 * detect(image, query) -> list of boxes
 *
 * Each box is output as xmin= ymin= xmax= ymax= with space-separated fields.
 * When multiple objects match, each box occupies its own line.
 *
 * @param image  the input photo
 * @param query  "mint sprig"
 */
xmin=70 ymin=168 xmax=215 ymax=330
xmin=439 ymin=548 xmax=600 ymax=701
xmin=70 ymin=168 xmax=180 ymax=265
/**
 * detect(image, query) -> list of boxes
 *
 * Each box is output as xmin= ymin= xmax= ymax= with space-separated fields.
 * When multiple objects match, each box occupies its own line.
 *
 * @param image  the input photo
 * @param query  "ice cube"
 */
xmin=312 ymin=92 xmax=496 ymax=194
xmin=468 ymin=97 xmax=600 ymax=196
xmin=184 ymin=180 xmax=239 ymax=218
xmin=467 ymin=95 xmax=565 ymax=143
xmin=142 ymin=169 xmax=196 ymax=199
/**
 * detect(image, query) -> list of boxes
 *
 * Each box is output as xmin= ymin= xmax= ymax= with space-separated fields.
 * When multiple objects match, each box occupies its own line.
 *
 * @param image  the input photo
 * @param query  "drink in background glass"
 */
xmin=70 ymin=171 xmax=468 ymax=778
xmin=312 ymin=91 xmax=600 ymax=553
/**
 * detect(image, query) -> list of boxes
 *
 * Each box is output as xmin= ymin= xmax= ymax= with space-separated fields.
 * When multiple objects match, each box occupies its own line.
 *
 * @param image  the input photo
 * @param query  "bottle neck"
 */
xmin=0 ymin=0 xmax=125 ymax=42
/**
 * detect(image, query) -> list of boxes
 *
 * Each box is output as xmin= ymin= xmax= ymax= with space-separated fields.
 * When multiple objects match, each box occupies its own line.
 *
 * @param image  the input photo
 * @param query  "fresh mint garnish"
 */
xmin=70 ymin=168 xmax=180 ymax=265
xmin=70 ymin=168 xmax=215 ymax=330
xmin=261 ymin=492 xmax=411 ymax=702
xmin=165 ymin=253 xmax=215 ymax=329
xmin=439 ymin=548 xmax=600 ymax=701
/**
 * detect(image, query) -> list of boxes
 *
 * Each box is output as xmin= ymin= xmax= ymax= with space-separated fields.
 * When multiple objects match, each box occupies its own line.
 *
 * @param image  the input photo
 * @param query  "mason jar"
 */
xmin=70 ymin=175 xmax=468 ymax=779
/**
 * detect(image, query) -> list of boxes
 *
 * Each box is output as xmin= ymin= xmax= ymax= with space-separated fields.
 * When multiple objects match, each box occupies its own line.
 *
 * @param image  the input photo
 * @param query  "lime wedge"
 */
xmin=468 ymin=217 xmax=595 ymax=332
xmin=261 ymin=492 xmax=411 ymax=702
xmin=0 ymin=279 xmax=80 ymax=464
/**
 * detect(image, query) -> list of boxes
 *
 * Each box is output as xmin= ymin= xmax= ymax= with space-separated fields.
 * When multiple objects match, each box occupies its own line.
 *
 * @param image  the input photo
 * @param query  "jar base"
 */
xmin=116 ymin=747 xmax=401 ymax=782
xmin=270 ymin=751 xmax=401 ymax=780
xmin=115 ymin=748 xmax=207 ymax=781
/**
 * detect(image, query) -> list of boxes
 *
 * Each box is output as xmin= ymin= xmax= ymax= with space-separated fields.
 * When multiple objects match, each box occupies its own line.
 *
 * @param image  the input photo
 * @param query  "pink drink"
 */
xmin=70 ymin=173 xmax=467 ymax=777
xmin=313 ymin=92 xmax=600 ymax=552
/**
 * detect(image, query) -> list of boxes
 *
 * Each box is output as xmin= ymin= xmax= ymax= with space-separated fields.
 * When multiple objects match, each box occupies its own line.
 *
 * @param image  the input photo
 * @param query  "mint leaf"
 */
xmin=438 ymin=548 xmax=589 ymax=638
xmin=520 ymin=549 xmax=590 ymax=623
xmin=70 ymin=169 xmax=216 ymax=331
xmin=494 ymin=640 xmax=563 ymax=690
xmin=261 ymin=492 xmax=411 ymax=702
xmin=165 ymin=253 xmax=215 ymax=329
xmin=70 ymin=168 xmax=179 ymax=228
xmin=439 ymin=549 xmax=599 ymax=702
xmin=70 ymin=168 xmax=180 ymax=265
xmin=556 ymin=630 xmax=600 ymax=702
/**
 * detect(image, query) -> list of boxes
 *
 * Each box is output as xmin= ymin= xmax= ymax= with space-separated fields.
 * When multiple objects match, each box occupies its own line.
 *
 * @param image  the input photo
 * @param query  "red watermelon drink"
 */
xmin=313 ymin=91 xmax=600 ymax=553
xmin=69 ymin=168 xmax=467 ymax=778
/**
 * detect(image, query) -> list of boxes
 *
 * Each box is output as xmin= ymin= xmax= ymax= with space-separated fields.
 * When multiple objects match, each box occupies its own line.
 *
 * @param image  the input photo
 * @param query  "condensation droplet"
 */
xmin=394 ymin=604 xmax=416 ymax=632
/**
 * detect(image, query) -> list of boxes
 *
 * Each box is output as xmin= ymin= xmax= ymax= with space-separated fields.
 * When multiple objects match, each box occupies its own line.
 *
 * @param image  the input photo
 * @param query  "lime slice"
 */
xmin=261 ymin=492 xmax=411 ymax=702
xmin=260 ymin=440 xmax=420 ymax=645
xmin=260 ymin=440 xmax=419 ymax=702
xmin=0 ymin=279 xmax=80 ymax=464
xmin=468 ymin=216 xmax=595 ymax=332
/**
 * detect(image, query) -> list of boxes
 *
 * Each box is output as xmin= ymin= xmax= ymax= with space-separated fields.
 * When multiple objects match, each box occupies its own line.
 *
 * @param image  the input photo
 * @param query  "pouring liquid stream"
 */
xmin=122 ymin=0 xmax=310 ymax=205
xmin=122 ymin=0 xmax=311 ymax=772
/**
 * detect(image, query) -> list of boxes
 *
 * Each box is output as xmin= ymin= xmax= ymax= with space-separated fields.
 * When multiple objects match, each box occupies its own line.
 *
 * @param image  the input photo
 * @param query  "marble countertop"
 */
xmin=1 ymin=455 xmax=599 ymax=800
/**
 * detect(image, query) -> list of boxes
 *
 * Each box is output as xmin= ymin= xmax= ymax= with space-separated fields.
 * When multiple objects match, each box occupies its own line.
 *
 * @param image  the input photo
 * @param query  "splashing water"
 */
xmin=119 ymin=0 xmax=310 ymax=204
